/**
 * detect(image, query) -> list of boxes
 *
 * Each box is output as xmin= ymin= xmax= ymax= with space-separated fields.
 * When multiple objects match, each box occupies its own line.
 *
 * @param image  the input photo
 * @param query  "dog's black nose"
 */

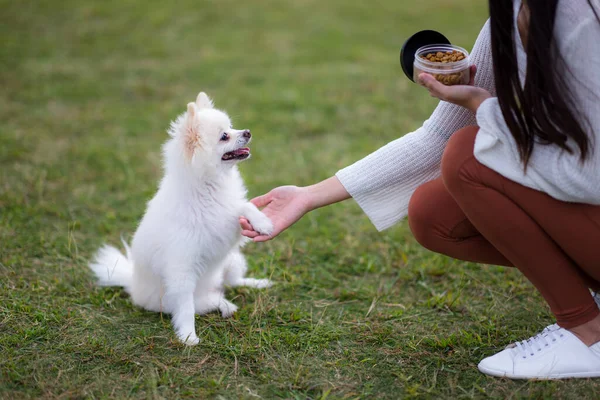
xmin=242 ymin=129 xmax=251 ymax=139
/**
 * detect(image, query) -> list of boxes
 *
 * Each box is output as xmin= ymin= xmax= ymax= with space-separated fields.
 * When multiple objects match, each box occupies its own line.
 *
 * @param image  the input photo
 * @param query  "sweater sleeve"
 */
xmin=335 ymin=19 xmax=496 ymax=231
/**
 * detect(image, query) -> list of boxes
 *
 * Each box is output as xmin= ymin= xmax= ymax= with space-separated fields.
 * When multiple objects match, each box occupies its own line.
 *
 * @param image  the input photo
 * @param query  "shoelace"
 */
xmin=593 ymin=291 xmax=600 ymax=308
xmin=514 ymin=324 xmax=564 ymax=359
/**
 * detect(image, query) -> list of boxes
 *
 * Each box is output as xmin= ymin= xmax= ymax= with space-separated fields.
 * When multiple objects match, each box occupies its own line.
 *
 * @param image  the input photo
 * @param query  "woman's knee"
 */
xmin=408 ymin=186 xmax=435 ymax=250
xmin=441 ymin=126 xmax=479 ymax=191
xmin=408 ymin=181 xmax=447 ymax=252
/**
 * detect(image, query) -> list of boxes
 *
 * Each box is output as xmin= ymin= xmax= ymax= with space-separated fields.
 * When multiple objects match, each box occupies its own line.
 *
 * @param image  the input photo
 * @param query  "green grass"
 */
xmin=1 ymin=0 xmax=599 ymax=398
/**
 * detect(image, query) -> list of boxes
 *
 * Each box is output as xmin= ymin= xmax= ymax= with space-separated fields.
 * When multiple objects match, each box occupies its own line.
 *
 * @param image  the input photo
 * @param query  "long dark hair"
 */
xmin=488 ymin=0 xmax=598 ymax=167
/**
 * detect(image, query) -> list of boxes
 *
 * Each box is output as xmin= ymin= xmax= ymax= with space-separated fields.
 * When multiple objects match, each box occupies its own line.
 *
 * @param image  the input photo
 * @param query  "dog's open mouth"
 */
xmin=222 ymin=147 xmax=250 ymax=161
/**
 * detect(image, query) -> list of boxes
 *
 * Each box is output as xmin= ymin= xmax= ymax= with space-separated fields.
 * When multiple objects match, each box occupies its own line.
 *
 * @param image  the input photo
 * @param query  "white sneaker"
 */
xmin=478 ymin=324 xmax=600 ymax=379
xmin=593 ymin=291 xmax=600 ymax=309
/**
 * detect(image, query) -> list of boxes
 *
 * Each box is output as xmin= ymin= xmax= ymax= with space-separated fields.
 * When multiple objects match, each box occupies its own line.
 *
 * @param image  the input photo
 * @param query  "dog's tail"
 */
xmin=89 ymin=238 xmax=133 ymax=292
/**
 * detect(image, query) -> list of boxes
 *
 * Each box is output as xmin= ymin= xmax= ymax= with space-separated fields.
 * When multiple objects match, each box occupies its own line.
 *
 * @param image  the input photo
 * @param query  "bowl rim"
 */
xmin=415 ymin=44 xmax=470 ymax=67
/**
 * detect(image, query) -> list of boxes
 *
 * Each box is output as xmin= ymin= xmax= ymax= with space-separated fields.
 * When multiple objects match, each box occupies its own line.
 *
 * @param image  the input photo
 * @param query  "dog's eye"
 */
xmin=220 ymin=132 xmax=229 ymax=141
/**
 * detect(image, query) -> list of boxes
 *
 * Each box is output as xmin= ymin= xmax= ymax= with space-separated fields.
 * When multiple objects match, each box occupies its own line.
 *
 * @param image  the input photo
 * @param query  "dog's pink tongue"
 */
xmin=234 ymin=147 xmax=250 ymax=155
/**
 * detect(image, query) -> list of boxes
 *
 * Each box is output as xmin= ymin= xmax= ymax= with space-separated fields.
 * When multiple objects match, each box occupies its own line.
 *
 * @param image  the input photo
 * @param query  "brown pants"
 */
xmin=408 ymin=126 xmax=600 ymax=329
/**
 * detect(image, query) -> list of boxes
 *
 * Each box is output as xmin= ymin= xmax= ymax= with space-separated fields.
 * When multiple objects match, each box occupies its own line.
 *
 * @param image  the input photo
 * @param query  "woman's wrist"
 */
xmin=305 ymin=176 xmax=351 ymax=211
xmin=468 ymin=91 xmax=492 ymax=113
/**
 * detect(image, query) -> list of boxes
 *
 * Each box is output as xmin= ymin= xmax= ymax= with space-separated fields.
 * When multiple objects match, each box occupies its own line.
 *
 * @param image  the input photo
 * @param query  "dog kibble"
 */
xmin=414 ymin=48 xmax=469 ymax=86
xmin=421 ymin=50 xmax=465 ymax=63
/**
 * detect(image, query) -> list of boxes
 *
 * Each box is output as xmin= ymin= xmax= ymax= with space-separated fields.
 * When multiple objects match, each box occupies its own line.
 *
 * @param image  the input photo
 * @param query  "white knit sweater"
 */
xmin=336 ymin=0 xmax=600 ymax=231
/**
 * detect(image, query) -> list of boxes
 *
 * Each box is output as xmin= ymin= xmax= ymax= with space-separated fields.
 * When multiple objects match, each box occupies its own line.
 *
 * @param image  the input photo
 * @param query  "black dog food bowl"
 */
xmin=400 ymin=30 xmax=451 ymax=82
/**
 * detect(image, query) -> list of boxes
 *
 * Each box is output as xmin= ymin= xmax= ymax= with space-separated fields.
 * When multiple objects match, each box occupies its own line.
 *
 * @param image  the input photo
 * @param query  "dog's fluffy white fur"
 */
xmin=89 ymin=92 xmax=274 ymax=345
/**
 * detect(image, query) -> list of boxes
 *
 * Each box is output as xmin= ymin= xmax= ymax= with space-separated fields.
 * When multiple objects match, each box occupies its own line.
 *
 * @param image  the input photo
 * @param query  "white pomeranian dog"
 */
xmin=89 ymin=92 xmax=274 ymax=345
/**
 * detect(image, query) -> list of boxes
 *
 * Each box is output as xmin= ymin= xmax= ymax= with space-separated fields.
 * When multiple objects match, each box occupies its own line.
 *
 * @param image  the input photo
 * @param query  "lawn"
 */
xmin=1 ymin=0 xmax=599 ymax=398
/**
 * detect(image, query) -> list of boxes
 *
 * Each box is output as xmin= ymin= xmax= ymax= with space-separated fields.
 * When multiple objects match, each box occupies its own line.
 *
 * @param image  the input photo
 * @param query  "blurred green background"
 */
xmin=2 ymin=0 xmax=599 ymax=398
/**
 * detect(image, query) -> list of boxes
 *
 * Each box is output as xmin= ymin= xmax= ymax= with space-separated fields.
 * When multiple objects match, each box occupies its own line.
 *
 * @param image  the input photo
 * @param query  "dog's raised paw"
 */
xmin=249 ymin=216 xmax=273 ymax=236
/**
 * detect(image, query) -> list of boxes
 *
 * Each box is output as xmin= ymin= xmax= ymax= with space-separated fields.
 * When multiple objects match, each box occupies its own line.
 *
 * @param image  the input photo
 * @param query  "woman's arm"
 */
xmin=240 ymin=177 xmax=349 ymax=242
xmin=307 ymin=176 xmax=351 ymax=209
xmin=242 ymin=19 xmax=496 ymax=239
xmin=334 ymin=19 xmax=496 ymax=231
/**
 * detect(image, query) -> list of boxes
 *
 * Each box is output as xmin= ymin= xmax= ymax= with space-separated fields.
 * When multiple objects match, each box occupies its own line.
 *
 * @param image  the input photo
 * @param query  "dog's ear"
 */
xmin=168 ymin=103 xmax=197 ymax=138
xmin=195 ymin=92 xmax=214 ymax=109
xmin=183 ymin=102 xmax=200 ymax=159
xmin=186 ymin=102 xmax=198 ymax=134
xmin=187 ymin=102 xmax=197 ymax=118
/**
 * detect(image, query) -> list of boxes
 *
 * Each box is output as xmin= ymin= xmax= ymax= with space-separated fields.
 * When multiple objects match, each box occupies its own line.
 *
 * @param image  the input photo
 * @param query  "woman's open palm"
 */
xmin=240 ymin=186 xmax=311 ymax=242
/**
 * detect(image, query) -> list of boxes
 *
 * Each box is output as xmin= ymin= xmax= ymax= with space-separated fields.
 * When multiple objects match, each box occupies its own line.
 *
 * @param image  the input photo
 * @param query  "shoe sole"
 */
xmin=478 ymin=365 xmax=600 ymax=380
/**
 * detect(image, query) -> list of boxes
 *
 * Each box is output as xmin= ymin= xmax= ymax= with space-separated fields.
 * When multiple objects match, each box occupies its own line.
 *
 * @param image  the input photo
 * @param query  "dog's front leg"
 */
xmin=241 ymin=203 xmax=273 ymax=236
xmin=162 ymin=274 xmax=199 ymax=346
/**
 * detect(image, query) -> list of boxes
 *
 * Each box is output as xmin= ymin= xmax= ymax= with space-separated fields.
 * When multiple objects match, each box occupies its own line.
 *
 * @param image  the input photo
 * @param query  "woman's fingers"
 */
xmin=468 ymin=65 xmax=477 ymax=86
xmin=240 ymin=217 xmax=259 ymax=238
xmin=418 ymin=73 xmax=449 ymax=99
xmin=252 ymin=234 xmax=272 ymax=242
xmin=242 ymin=230 xmax=260 ymax=238
xmin=239 ymin=217 xmax=252 ymax=230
